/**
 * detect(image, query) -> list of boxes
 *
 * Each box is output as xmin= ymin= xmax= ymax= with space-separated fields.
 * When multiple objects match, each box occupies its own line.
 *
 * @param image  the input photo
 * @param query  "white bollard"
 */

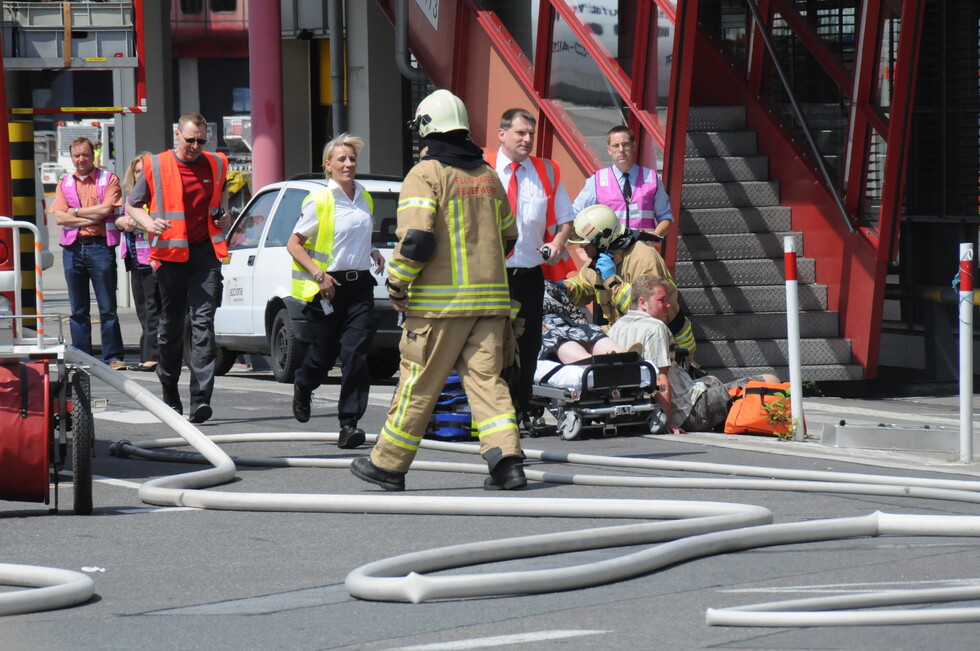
xmin=784 ymin=236 xmax=804 ymax=440
xmin=959 ymin=242 xmax=973 ymax=463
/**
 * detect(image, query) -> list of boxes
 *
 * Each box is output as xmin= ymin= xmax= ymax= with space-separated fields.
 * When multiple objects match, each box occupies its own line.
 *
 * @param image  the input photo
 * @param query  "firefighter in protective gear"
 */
xmin=350 ymin=89 xmax=526 ymax=492
xmin=563 ymin=205 xmax=697 ymax=357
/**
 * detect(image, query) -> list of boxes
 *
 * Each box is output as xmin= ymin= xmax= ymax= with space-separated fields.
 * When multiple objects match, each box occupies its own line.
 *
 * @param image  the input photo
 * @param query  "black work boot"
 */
xmin=292 ymin=386 xmax=311 ymax=423
xmin=484 ymin=455 xmax=527 ymax=491
xmin=161 ymin=384 xmax=183 ymax=415
xmin=350 ymin=457 xmax=406 ymax=491
xmin=337 ymin=424 xmax=366 ymax=449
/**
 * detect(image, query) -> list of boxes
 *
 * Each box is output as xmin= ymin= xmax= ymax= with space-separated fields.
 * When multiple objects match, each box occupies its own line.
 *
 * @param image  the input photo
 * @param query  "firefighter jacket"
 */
xmin=387 ymin=159 xmax=518 ymax=318
xmin=562 ymin=241 xmax=680 ymax=327
xmin=291 ymin=185 xmax=375 ymax=302
xmin=142 ymin=151 xmax=228 ymax=263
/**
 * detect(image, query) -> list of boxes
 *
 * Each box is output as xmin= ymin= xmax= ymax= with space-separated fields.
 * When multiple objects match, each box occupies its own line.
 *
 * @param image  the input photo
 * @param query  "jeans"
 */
xmin=63 ymin=241 xmax=124 ymax=362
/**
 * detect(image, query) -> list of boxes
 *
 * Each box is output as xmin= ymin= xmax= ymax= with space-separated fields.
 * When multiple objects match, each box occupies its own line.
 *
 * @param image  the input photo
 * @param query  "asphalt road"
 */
xmin=7 ymin=223 xmax=980 ymax=648
xmin=4 ymin=365 xmax=980 ymax=650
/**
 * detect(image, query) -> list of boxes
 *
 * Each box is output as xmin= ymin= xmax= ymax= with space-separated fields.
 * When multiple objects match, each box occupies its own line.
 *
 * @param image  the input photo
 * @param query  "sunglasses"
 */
xmin=180 ymin=134 xmax=208 ymax=146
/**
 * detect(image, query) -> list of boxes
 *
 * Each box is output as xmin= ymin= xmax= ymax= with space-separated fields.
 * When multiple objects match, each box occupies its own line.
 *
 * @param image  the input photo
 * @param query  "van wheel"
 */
xmin=367 ymin=354 xmax=400 ymax=380
xmin=271 ymin=308 xmax=302 ymax=383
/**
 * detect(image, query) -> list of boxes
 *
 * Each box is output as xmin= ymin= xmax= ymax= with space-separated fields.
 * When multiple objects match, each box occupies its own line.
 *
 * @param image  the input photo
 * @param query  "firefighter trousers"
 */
xmin=371 ymin=315 xmax=521 ymax=473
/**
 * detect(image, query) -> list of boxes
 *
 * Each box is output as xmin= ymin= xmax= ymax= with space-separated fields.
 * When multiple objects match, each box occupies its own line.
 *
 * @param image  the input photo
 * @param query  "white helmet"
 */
xmin=568 ymin=204 xmax=625 ymax=249
xmin=412 ymin=89 xmax=469 ymax=136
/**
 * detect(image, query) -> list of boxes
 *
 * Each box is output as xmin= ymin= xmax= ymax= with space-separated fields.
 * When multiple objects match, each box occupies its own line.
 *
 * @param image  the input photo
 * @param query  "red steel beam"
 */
xmin=547 ymin=0 xmax=665 ymax=149
xmin=843 ymin=0 xmax=882 ymax=220
xmin=467 ymin=1 xmax=596 ymax=172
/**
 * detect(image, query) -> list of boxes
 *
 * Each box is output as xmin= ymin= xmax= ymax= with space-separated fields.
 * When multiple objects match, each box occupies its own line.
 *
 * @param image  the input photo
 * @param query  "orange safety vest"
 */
xmin=142 ymin=150 xmax=228 ymax=264
xmin=487 ymin=151 xmax=579 ymax=282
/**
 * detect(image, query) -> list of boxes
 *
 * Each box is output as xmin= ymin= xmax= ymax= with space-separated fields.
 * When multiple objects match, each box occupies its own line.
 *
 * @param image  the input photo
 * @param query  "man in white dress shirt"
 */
xmin=488 ymin=108 xmax=576 ymax=427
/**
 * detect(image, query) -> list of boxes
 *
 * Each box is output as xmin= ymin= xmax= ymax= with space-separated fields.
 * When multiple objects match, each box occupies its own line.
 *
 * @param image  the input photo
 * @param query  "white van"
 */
xmin=213 ymin=175 xmax=402 ymax=382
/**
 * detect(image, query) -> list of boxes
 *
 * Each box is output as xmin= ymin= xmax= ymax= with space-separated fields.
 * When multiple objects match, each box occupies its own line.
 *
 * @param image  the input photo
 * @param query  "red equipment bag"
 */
xmin=0 ymin=361 xmax=51 ymax=503
xmin=723 ymin=380 xmax=792 ymax=436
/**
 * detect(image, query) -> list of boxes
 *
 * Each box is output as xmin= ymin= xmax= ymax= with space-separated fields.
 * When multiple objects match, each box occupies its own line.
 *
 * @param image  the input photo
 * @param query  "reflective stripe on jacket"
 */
xmin=388 ymin=160 xmax=517 ymax=318
xmin=142 ymin=151 xmax=228 ymax=263
xmin=594 ymin=166 xmax=659 ymax=231
xmin=291 ymin=186 xmax=374 ymax=302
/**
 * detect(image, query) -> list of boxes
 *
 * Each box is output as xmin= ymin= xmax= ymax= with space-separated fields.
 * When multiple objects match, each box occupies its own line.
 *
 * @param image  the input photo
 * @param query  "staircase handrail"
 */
xmin=744 ymin=0 xmax=854 ymax=234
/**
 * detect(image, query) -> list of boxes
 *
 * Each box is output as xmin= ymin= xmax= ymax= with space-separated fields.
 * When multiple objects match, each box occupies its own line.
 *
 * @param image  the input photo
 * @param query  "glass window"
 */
xmin=180 ymin=0 xmax=204 ymax=15
xmin=227 ymin=190 xmax=277 ymax=251
xmin=371 ymin=192 xmax=400 ymax=248
xmin=264 ymin=189 xmax=310 ymax=247
xmin=210 ymin=0 xmax=237 ymax=14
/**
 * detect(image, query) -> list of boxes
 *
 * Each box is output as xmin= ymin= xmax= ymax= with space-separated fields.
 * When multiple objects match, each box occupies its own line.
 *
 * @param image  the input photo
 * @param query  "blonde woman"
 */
xmin=286 ymin=134 xmax=384 ymax=447
xmin=116 ymin=152 xmax=160 ymax=371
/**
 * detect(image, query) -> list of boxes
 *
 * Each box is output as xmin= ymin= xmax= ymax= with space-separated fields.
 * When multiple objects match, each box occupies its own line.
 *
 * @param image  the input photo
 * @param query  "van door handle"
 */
xmin=248 ymin=255 xmax=256 ymax=266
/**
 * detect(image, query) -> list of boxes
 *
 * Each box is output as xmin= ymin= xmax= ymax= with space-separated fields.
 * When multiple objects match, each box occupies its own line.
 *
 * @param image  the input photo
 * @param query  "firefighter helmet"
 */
xmin=411 ymin=89 xmax=469 ymax=137
xmin=567 ymin=204 xmax=625 ymax=249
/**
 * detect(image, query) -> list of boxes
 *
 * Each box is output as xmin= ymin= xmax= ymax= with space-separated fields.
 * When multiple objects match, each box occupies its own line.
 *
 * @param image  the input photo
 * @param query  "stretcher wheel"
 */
xmin=647 ymin=407 xmax=668 ymax=434
xmin=558 ymin=412 xmax=583 ymax=441
xmin=70 ymin=370 xmax=94 ymax=515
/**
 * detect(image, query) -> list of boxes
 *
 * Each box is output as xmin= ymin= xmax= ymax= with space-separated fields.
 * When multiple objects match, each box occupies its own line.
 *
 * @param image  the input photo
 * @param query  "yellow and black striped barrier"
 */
xmin=9 ymin=120 xmax=38 ymax=327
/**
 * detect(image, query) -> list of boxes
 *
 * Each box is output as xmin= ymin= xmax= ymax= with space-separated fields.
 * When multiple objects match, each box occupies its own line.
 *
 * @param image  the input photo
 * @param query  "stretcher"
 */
xmin=528 ymin=351 xmax=666 ymax=440
xmin=1 ymin=218 xmax=94 ymax=515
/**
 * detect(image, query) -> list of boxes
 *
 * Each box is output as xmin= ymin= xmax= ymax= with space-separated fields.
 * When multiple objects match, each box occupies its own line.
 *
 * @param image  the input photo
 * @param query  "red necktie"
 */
xmin=507 ymin=161 xmax=520 ymax=219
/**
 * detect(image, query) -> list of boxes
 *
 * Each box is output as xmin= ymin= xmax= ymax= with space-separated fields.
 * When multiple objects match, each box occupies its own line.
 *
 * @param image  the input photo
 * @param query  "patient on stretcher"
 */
xmin=535 ymin=281 xmax=649 ymax=389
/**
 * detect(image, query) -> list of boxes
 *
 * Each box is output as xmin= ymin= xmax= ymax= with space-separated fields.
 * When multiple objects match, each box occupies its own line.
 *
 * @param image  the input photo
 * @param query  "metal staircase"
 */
xmin=675 ymin=106 xmax=863 ymax=383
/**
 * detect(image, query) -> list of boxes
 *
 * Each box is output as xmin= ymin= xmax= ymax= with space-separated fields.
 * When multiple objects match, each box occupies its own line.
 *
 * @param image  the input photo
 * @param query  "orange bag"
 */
xmin=724 ymin=381 xmax=792 ymax=436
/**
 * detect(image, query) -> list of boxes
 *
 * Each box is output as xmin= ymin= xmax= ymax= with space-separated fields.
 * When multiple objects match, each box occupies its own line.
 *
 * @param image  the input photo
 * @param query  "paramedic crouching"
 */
xmin=609 ymin=274 xmax=778 ymax=433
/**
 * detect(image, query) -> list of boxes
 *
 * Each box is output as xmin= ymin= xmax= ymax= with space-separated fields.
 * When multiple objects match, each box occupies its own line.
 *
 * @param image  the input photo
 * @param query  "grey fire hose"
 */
xmin=10 ymin=347 xmax=980 ymax=627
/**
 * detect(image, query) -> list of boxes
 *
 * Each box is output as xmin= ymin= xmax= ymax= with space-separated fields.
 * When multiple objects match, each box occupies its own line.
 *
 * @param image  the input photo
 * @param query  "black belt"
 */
xmin=334 ymin=270 xmax=368 ymax=282
xmin=75 ymin=236 xmax=106 ymax=246
xmin=507 ymin=267 xmax=540 ymax=277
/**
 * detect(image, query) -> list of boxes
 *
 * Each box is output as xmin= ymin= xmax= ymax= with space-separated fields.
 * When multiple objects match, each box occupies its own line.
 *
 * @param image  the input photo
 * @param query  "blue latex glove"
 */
xmin=595 ymin=252 xmax=616 ymax=281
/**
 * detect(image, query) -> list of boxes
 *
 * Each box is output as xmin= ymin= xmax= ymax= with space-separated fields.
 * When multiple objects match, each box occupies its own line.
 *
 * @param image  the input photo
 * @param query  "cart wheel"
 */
xmin=647 ymin=407 xmax=668 ymax=434
xmin=70 ymin=370 xmax=94 ymax=515
xmin=558 ymin=412 xmax=583 ymax=441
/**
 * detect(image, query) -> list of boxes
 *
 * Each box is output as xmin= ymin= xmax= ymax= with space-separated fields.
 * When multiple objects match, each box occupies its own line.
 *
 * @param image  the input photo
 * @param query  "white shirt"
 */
xmin=293 ymin=179 xmax=374 ymax=272
xmin=493 ymin=149 xmax=575 ymax=269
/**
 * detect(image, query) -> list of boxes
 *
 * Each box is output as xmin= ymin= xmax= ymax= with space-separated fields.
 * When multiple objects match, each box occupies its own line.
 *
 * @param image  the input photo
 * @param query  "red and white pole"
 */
xmin=958 ymin=242 xmax=973 ymax=462
xmin=784 ymin=236 xmax=804 ymax=439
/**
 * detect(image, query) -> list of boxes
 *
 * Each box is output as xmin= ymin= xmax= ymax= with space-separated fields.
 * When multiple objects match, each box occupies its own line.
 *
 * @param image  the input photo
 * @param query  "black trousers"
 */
xmin=129 ymin=262 xmax=161 ymax=364
xmin=507 ymin=265 xmax=544 ymax=415
xmin=294 ymin=271 xmax=378 ymax=428
xmin=153 ymin=241 xmax=222 ymax=407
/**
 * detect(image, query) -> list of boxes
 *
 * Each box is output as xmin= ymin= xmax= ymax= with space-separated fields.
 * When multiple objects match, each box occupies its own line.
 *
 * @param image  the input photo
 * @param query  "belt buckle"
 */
xmin=345 ymin=270 xmax=359 ymax=281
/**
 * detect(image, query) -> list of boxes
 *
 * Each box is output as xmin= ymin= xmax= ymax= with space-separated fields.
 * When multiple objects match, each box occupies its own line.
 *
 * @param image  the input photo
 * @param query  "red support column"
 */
xmin=248 ymin=0 xmax=284 ymax=189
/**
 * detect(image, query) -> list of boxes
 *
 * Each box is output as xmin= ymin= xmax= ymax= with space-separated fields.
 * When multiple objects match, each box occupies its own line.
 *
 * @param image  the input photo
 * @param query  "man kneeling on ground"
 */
xmin=608 ymin=274 xmax=779 ymax=433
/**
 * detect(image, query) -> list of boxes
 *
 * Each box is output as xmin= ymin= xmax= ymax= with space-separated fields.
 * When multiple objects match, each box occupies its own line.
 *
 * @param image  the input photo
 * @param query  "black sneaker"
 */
xmin=483 ymin=456 xmax=527 ymax=491
xmin=292 ymin=386 xmax=311 ymax=423
xmin=162 ymin=385 xmax=183 ymax=415
xmin=350 ymin=457 xmax=405 ymax=491
xmin=189 ymin=403 xmax=212 ymax=424
xmin=338 ymin=425 xmax=366 ymax=449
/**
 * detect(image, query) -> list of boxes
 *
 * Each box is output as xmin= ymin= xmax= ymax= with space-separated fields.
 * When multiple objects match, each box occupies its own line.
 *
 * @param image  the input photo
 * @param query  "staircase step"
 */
xmin=685 ymin=131 xmax=757 ymax=157
xmin=675 ymin=259 xmax=816 ymax=287
xmin=695 ymin=338 xmax=850 ymax=367
xmin=677 ymin=232 xmax=802 ymax=261
xmin=681 ymin=181 xmax=780 ymax=208
xmin=692 ymin=311 xmax=839 ymax=340
xmin=682 ymin=156 xmax=768 ymax=183
xmin=704 ymin=363 xmax=864 ymax=383
xmin=679 ymin=284 xmax=827 ymax=314
xmin=679 ymin=206 xmax=792 ymax=235
xmin=688 ymin=106 xmax=746 ymax=131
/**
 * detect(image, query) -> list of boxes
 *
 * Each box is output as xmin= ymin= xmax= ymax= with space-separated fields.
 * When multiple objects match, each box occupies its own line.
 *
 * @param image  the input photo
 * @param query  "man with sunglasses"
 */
xmin=127 ymin=112 xmax=231 ymax=424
